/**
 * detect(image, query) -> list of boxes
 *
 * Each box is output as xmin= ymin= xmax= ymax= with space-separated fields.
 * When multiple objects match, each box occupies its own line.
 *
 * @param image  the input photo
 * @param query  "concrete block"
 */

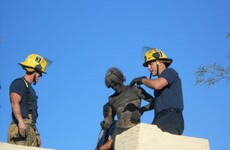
xmin=0 ymin=142 xmax=55 ymax=150
xmin=115 ymin=123 xmax=209 ymax=150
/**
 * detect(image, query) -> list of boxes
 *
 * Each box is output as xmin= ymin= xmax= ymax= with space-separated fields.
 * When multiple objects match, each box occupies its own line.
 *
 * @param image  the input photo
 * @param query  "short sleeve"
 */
xmin=159 ymin=68 xmax=178 ymax=86
xmin=9 ymin=79 xmax=27 ymax=97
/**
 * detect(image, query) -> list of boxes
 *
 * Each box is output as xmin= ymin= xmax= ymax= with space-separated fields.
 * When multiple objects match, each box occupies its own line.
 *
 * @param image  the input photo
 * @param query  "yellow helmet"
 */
xmin=19 ymin=54 xmax=48 ymax=73
xmin=143 ymin=48 xmax=173 ymax=67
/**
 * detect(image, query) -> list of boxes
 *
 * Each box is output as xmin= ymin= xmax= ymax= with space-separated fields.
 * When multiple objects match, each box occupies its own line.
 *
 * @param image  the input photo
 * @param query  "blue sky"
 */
xmin=0 ymin=0 xmax=229 ymax=149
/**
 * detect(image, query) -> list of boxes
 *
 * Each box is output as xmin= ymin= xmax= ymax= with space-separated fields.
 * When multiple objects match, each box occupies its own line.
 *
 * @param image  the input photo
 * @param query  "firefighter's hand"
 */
xmin=129 ymin=76 xmax=147 ymax=87
xmin=36 ymin=134 xmax=42 ymax=147
xmin=130 ymin=109 xmax=143 ymax=124
xmin=18 ymin=121 xmax=27 ymax=138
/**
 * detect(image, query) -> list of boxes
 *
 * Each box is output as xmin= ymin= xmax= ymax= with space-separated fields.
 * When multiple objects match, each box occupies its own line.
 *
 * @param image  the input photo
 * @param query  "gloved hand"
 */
xmin=129 ymin=76 xmax=147 ymax=87
xmin=130 ymin=109 xmax=144 ymax=124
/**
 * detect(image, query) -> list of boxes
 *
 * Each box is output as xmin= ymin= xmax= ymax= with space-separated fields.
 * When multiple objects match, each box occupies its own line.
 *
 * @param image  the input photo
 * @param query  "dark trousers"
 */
xmin=153 ymin=110 xmax=184 ymax=135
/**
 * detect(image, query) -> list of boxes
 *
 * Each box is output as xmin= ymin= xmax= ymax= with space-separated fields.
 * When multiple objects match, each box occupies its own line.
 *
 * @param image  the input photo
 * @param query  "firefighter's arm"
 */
xmin=142 ymin=77 xmax=168 ymax=90
xmin=10 ymin=92 xmax=27 ymax=137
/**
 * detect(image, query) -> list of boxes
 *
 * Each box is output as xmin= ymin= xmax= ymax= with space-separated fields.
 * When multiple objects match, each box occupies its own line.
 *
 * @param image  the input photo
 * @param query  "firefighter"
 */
xmin=130 ymin=47 xmax=184 ymax=135
xmin=8 ymin=54 xmax=51 ymax=147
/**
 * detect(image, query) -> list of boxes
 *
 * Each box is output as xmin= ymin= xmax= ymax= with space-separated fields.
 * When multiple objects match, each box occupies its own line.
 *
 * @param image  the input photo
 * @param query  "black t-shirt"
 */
xmin=10 ymin=77 xmax=38 ymax=123
xmin=154 ymin=68 xmax=184 ymax=114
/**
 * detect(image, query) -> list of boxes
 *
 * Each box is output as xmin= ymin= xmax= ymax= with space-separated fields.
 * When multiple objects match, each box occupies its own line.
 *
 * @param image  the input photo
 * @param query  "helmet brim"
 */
xmin=143 ymin=58 xmax=173 ymax=67
xmin=19 ymin=63 xmax=47 ymax=74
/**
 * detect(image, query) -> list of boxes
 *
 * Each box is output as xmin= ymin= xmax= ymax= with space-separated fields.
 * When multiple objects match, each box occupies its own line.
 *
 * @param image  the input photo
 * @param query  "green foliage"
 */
xmin=195 ymin=63 xmax=230 ymax=86
xmin=226 ymin=32 xmax=230 ymax=37
xmin=195 ymin=33 xmax=230 ymax=86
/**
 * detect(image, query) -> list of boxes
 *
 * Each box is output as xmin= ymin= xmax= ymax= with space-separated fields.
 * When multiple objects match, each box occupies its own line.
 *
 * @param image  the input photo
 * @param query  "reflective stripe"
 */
xmin=22 ymin=79 xmax=29 ymax=88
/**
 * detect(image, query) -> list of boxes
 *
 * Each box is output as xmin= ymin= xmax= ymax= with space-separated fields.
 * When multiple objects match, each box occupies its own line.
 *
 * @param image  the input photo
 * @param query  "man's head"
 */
xmin=19 ymin=54 xmax=50 ymax=84
xmin=105 ymin=67 xmax=126 ymax=93
xmin=19 ymin=54 xmax=48 ymax=73
xmin=143 ymin=48 xmax=173 ymax=68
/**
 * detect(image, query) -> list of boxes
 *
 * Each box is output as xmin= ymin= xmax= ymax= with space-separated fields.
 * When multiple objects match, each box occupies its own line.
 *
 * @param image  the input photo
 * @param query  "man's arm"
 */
xmin=142 ymin=77 xmax=168 ymax=90
xmin=10 ymin=92 xmax=27 ymax=137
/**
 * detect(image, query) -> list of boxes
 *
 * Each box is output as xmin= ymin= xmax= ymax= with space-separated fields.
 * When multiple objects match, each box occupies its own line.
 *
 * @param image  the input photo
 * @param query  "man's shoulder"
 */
xmin=11 ymin=77 xmax=25 ymax=86
xmin=166 ymin=67 xmax=176 ymax=72
xmin=10 ymin=77 xmax=28 ymax=94
xmin=162 ymin=68 xmax=178 ymax=76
